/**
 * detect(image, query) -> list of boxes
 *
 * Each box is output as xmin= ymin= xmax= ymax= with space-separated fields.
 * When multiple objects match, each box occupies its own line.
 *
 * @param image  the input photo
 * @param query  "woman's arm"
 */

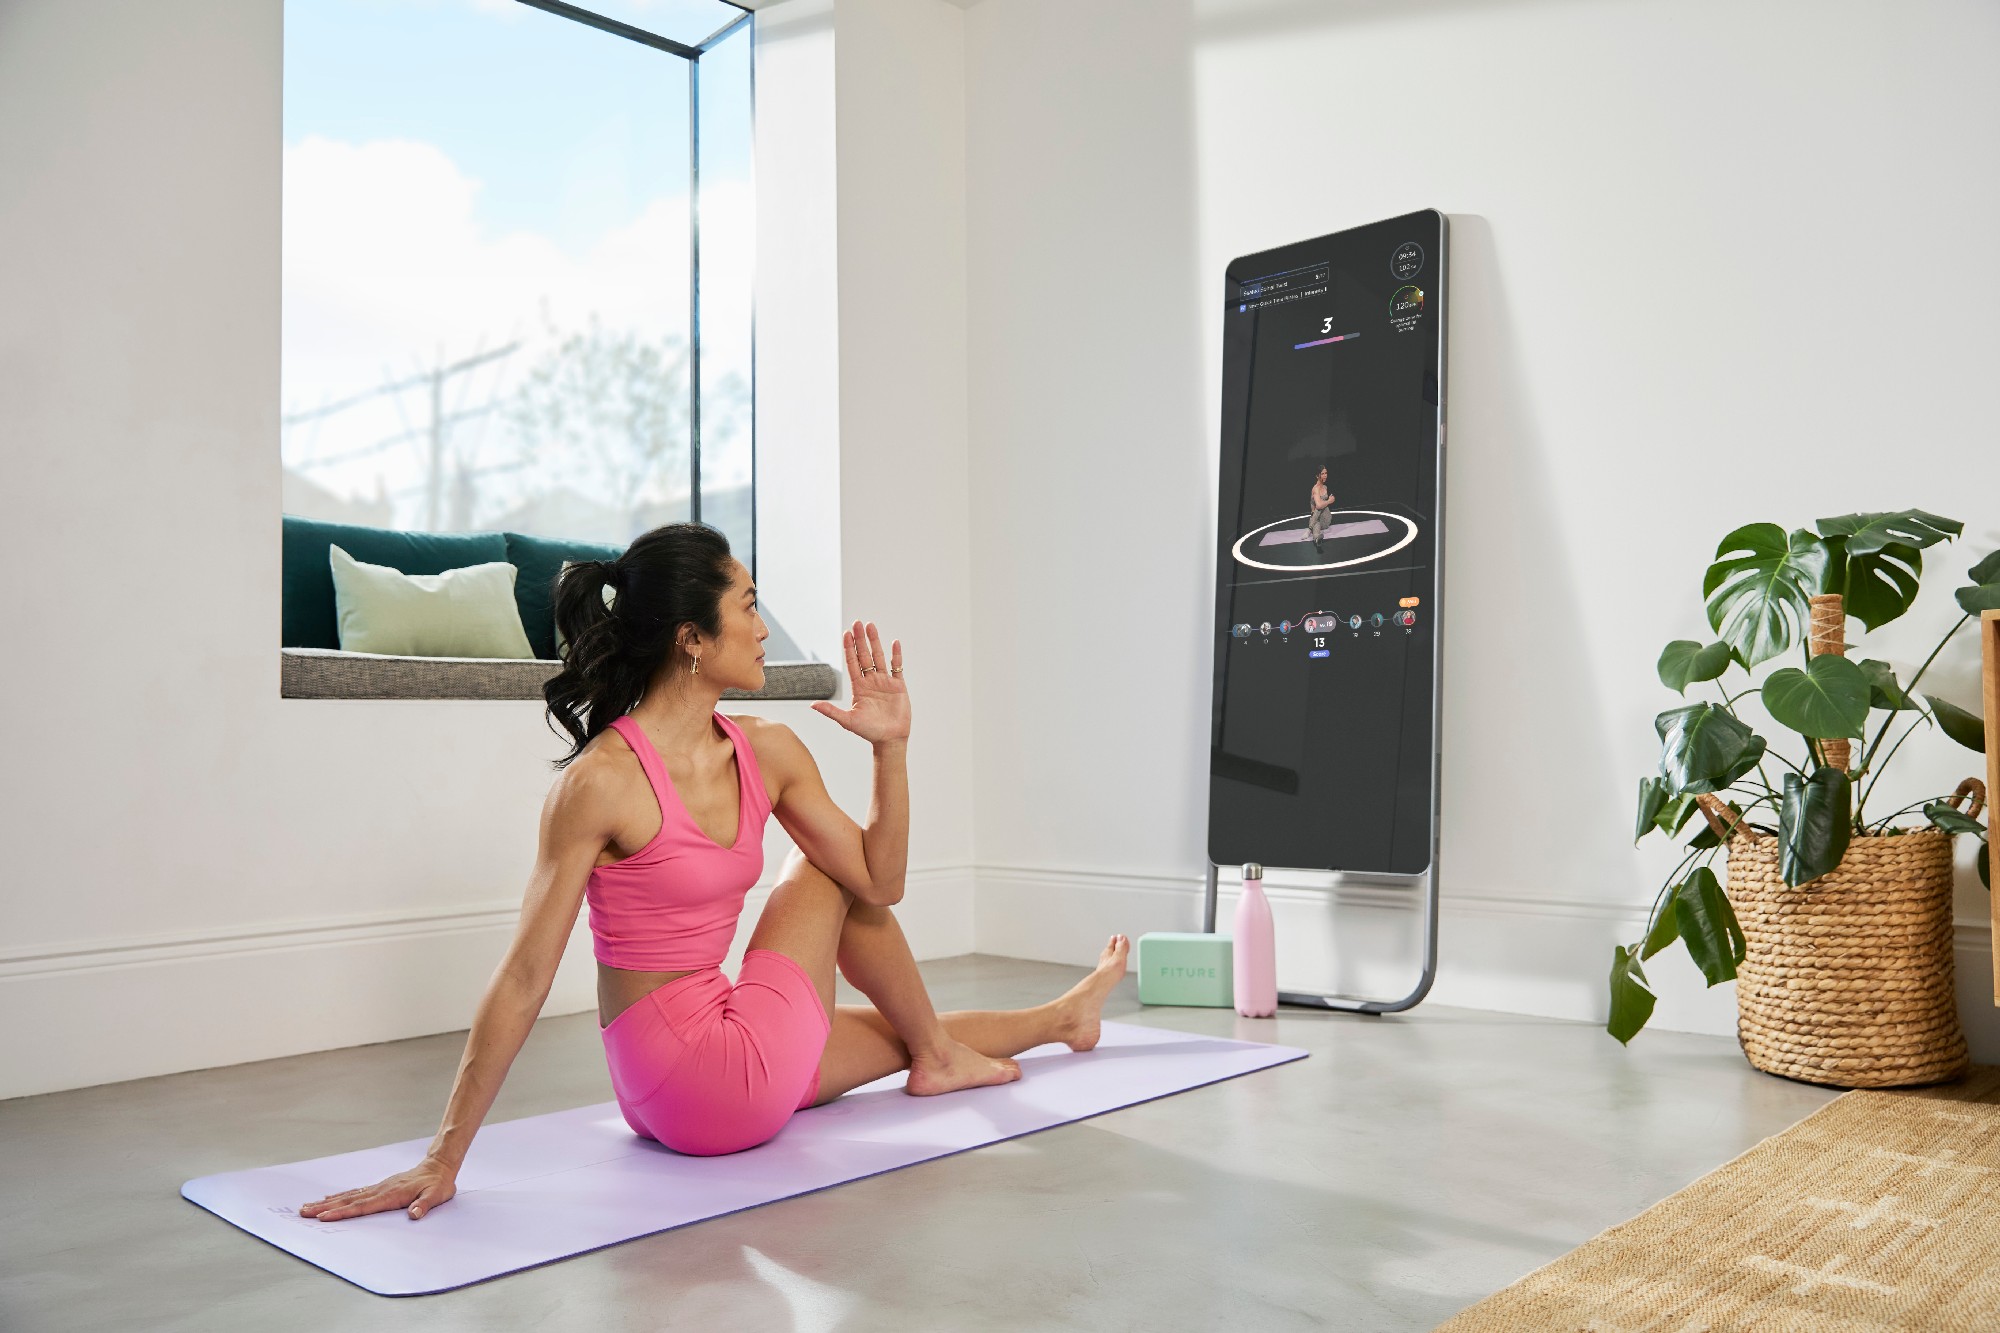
xmin=761 ymin=620 xmax=912 ymax=907
xmin=299 ymin=758 xmax=618 ymax=1222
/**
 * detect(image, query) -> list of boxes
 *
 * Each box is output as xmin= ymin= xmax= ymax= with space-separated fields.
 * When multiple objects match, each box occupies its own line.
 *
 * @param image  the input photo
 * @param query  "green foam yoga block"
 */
xmin=1136 ymin=932 xmax=1234 ymax=1007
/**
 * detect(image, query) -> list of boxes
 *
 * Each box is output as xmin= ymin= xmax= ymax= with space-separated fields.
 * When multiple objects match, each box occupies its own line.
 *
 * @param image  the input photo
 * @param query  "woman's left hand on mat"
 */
xmin=298 ymin=1155 xmax=458 ymax=1222
xmin=811 ymin=620 xmax=910 ymax=745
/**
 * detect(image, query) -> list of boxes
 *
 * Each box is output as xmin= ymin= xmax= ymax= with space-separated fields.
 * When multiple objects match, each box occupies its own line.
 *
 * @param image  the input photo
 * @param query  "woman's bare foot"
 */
xmin=906 ymin=1039 xmax=1021 ymax=1097
xmin=1053 ymin=934 xmax=1131 ymax=1053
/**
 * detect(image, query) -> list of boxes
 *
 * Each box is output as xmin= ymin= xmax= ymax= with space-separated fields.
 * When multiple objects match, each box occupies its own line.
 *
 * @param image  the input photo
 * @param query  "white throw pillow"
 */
xmin=329 ymin=544 xmax=536 ymax=659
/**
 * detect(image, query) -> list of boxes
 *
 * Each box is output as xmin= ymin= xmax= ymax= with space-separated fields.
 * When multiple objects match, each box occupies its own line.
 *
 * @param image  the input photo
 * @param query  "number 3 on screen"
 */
xmin=1320 ymin=317 xmax=1333 ymax=333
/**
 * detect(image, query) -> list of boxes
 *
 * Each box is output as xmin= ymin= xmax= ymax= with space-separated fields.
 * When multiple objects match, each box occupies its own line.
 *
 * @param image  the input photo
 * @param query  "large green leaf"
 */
xmin=1703 ymin=525 xmax=1831 ymax=667
xmin=1655 ymin=704 xmax=1767 ymax=794
xmin=1814 ymin=509 xmax=1962 ymax=555
xmin=1657 ymin=793 xmax=1703 ymax=838
xmin=1957 ymin=549 xmax=2000 ymax=615
xmin=1923 ymin=801 xmax=1986 ymax=836
xmin=1780 ymin=766 xmax=1853 ymax=886
xmin=1673 ymin=866 xmax=1746 ymax=986
xmin=1857 ymin=658 xmax=1917 ymax=711
xmin=1635 ymin=776 xmax=1668 ymax=842
xmin=1607 ymin=945 xmax=1657 ymax=1045
xmin=1641 ymin=898 xmax=1680 ymax=960
xmin=1657 ymin=640 xmax=1733 ymax=694
xmin=1845 ymin=542 xmax=1925 ymax=631
xmin=1816 ymin=509 xmax=1960 ymax=625
xmin=1924 ymin=695 xmax=1987 ymax=754
xmin=1760 ymin=655 xmax=1870 ymax=739
xmin=1924 ymin=795 xmax=1991 ymax=889
xmin=1639 ymin=784 xmax=1702 ymax=842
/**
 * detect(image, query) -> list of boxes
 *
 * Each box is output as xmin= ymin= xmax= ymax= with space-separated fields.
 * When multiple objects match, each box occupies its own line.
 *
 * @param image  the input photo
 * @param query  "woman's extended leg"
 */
xmin=813 ymin=893 xmax=1131 ymax=1104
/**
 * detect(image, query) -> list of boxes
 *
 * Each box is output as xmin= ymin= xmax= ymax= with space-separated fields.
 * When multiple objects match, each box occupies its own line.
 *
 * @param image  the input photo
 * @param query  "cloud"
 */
xmin=281 ymin=135 xmax=753 ymax=516
xmin=283 ymin=136 xmax=688 ymax=387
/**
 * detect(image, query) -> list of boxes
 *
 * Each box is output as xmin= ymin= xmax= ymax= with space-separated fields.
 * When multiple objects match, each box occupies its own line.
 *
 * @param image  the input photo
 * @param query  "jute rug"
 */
xmin=1437 ymin=1067 xmax=2000 ymax=1332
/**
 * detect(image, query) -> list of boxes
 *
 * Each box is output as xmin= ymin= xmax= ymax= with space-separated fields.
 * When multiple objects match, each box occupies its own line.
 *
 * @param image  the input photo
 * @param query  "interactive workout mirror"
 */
xmin=1202 ymin=209 xmax=1447 ymax=1013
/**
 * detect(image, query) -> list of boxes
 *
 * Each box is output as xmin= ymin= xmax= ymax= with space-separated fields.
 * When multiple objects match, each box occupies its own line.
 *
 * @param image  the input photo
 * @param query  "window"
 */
xmin=280 ymin=0 xmax=754 ymax=558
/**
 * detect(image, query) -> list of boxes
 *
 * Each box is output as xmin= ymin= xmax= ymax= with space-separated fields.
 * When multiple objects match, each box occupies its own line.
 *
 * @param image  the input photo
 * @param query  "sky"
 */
xmin=281 ymin=0 xmax=753 ymax=535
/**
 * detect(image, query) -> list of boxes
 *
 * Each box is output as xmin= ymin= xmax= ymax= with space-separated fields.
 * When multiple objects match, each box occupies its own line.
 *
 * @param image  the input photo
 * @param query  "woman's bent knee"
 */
xmin=781 ymin=846 xmax=851 ymax=898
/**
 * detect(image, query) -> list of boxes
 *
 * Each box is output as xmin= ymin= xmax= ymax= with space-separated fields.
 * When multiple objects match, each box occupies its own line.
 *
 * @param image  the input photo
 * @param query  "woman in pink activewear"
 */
xmin=301 ymin=522 xmax=1131 ymax=1224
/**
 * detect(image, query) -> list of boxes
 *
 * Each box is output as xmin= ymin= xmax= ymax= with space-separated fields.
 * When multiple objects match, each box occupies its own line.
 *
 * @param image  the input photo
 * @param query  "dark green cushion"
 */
xmin=503 ymin=532 xmax=625 ymax=661
xmin=282 ymin=516 xmax=510 ymax=649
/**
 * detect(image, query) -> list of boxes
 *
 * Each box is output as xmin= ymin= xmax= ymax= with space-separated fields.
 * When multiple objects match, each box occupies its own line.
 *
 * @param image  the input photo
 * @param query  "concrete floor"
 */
xmin=0 ymin=954 xmax=1835 ymax=1332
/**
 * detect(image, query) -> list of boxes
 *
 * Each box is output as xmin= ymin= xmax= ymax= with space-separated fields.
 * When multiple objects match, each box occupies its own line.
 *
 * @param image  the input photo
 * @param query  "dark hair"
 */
xmin=543 ymin=522 xmax=735 ymax=767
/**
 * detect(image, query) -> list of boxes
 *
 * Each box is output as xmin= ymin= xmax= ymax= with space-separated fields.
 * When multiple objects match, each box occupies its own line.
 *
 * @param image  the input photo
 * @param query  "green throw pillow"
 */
xmin=283 ymin=516 xmax=509 ymax=649
xmin=328 ymin=544 xmax=536 ymax=659
xmin=504 ymin=531 xmax=625 ymax=660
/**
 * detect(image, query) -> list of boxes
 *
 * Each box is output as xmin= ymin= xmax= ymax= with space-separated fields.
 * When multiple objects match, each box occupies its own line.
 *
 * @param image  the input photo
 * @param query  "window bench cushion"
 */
xmin=281 ymin=650 xmax=839 ymax=702
xmin=283 ymin=517 xmax=510 ymax=649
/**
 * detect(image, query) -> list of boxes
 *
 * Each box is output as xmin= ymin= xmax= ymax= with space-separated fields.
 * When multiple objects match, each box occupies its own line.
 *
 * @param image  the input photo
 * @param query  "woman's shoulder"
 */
xmin=575 ymin=719 xmax=642 ymax=769
xmin=721 ymin=713 xmax=798 ymax=791
xmin=722 ymin=712 xmax=793 ymax=757
xmin=548 ymin=728 xmax=648 ymax=823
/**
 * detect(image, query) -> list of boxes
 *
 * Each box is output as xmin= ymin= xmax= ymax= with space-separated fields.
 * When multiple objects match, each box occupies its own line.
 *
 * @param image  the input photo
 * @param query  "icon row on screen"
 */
xmin=1231 ymin=610 xmax=1418 ymax=638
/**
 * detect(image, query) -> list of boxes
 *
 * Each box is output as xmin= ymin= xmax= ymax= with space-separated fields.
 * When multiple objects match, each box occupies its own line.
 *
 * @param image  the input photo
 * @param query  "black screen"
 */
xmin=1208 ymin=210 xmax=1446 ymax=875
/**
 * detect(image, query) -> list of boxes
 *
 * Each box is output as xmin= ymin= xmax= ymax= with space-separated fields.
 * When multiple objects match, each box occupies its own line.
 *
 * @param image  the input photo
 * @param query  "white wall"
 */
xmin=831 ymin=0 xmax=982 ymax=941
xmin=963 ymin=0 xmax=2000 ymax=1049
xmin=753 ymin=0 xmax=845 ymax=667
xmin=0 ymin=0 xmax=976 ymax=1100
xmin=753 ymin=0 xmax=984 ymax=982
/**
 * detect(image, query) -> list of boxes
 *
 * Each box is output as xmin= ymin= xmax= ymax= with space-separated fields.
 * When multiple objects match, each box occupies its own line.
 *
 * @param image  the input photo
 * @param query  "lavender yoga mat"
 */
xmin=1259 ymin=518 xmax=1389 ymax=547
xmin=181 ymin=1021 xmax=1307 ymax=1296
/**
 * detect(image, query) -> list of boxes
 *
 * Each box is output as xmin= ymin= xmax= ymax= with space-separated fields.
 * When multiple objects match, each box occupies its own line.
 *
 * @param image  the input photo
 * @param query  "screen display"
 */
xmin=1208 ymin=210 xmax=1446 ymax=875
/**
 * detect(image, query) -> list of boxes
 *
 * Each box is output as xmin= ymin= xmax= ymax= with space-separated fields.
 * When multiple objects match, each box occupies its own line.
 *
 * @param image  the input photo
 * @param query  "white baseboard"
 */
xmin=972 ymin=863 xmax=2000 ymax=1061
xmin=8 ymin=859 xmax=1986 ymax=1101
xmin=0 ymin=866 xmax=975 ymax=1101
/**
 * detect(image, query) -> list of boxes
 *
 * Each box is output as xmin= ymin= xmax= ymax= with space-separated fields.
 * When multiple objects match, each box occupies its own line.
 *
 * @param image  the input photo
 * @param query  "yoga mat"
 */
xmin=182 ymin=1020 xmax=1307 ymax=1296
xmin=1258 ymin=518 xmax=1389 ymax=547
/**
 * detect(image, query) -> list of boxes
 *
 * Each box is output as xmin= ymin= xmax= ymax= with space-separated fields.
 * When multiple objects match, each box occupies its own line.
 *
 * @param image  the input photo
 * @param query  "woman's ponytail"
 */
xmin=542 ymin=525 xmax=735 ymax=766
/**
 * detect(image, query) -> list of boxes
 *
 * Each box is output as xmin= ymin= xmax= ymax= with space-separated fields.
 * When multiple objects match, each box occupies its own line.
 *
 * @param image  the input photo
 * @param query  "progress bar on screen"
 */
xmin=1294 ymin=331 xmax=1361 ymax=350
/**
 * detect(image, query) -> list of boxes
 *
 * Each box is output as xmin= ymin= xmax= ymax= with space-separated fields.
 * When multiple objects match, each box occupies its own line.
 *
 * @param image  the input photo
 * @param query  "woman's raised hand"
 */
xmin=299 ymin=1156 xmax=458 ymax=1223
xmin=810 ymin=620 xmax=911 ymax=745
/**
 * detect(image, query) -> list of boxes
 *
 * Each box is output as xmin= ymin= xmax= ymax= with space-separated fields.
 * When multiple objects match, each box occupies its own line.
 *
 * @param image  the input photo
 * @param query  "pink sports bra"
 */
xmin=586 ymin=712 xmax=773 ymax=971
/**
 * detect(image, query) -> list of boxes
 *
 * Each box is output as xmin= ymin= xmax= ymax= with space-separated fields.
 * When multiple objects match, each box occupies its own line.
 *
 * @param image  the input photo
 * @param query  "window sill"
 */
xmin=281 ymin=648 xmax=838 ymax=702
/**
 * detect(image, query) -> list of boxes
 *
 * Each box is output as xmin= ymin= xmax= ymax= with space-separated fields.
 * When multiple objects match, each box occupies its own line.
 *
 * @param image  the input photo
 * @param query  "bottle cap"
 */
xmin=1241 ymin=863 xmax=1263 ymax=881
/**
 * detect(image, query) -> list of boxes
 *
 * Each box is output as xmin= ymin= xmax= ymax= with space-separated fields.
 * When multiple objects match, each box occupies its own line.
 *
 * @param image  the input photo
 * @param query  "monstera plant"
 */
xmin=1609 ymin=510 xmax=1998 ymax=1043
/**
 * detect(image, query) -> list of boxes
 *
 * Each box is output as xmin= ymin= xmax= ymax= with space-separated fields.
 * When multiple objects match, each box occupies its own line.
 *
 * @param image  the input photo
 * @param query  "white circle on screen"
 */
xmin=1230 ymin=509 xmax=1419 ymax=572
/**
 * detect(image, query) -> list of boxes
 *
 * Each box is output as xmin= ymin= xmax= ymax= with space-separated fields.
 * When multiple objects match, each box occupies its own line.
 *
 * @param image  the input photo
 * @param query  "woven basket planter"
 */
xmin=1706 ymin=788 xmax=1979 ymax=1089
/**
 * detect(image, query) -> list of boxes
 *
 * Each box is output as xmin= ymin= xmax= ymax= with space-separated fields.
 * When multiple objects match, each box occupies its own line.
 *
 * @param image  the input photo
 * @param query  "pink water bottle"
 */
xmin=1233 ymin=862 xmax=1278 ymax=1017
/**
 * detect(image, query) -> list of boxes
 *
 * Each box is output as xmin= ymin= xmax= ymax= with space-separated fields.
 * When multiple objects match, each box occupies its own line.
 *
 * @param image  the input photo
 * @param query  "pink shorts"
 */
xmin=598 ymin=948 xmax=833 ymax=1156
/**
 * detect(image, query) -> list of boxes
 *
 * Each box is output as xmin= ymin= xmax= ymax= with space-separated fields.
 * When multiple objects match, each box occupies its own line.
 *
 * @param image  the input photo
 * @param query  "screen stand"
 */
xmin=1200 ymin=852 xmax=1439 ymax=1015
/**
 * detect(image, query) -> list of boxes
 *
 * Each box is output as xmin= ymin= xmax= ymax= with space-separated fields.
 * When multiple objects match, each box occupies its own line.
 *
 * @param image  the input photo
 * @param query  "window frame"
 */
xmin=277 ymin=0 xmax=792 ymax=698
xmin=502 ymin=0 xmax=760 ymax=572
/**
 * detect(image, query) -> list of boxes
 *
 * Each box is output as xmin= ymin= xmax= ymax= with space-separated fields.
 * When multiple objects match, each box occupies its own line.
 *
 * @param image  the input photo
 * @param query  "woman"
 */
xmin=301 ymin=522 xmax=1130 ymax=1222
xmin=1306 ymin=465 xmax=1336 ymax=548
